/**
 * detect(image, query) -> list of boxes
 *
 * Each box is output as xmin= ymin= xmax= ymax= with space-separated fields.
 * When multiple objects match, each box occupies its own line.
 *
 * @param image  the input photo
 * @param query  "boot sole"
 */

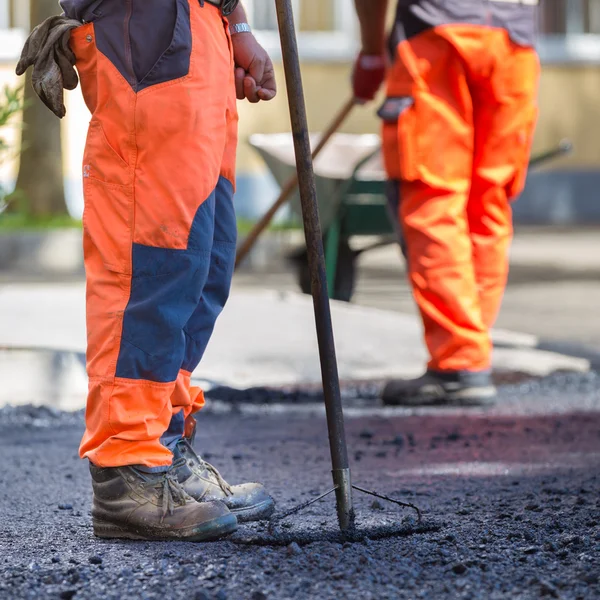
xmin=230 ymin=497 xmax=275 ymax=523
xmin=382 ymin=386 xmax=497 ymax=407
xmin=93 ymin=513 xmax=238 ymax=542
xmin=445 ymin=389 xmax=497 ymax=407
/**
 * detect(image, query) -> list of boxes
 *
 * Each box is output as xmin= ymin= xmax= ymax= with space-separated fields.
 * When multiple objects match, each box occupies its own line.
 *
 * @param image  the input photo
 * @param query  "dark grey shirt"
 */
xmin=395 ymin=0 xmax=538 ymax=47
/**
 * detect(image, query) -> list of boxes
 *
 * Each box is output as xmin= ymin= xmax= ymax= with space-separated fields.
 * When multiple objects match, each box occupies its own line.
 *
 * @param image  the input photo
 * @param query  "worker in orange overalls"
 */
xmin=353 ymin=0 xmax=540 ymax=406
xmin=46 ymin=0 xmax=276 ymax=541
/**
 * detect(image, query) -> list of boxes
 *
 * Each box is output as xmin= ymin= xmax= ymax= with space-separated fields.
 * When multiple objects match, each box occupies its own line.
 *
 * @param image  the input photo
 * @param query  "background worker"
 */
xmin=353 ymin=0 xmax=540 ymax=406
xmin=19 ymin=0 xmax=277 ymax=541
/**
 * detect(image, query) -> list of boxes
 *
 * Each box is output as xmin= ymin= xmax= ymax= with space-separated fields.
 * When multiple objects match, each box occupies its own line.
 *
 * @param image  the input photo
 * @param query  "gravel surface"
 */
xmin=1 ymin=373 xmax=600 ymax=600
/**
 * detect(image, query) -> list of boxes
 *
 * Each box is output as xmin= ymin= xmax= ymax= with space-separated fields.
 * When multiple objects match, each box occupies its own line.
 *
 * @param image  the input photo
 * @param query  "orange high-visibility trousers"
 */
xmin=68 ymin=0 xmax=238 ymax=469
xmin=383 ymin=25 xmax=539 ymax=372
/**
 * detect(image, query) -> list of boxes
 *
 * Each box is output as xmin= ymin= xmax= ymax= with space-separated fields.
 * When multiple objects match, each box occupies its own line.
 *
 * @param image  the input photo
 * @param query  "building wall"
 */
xmin=0 ymin=0 xmax=599 ymax=224
xmin=536 ymin=64 xmax=600 ymax=168
xmin=0 ymin=58 xmax=596 ymax=224
xmin=233 ymin=60 xmax=600 ymax=223
xmin=237 ymin=61 xmax=600 ymax=172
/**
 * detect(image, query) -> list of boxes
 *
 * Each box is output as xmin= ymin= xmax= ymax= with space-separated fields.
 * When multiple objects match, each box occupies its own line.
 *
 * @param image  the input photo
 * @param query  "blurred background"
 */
xmin=0 ymin=0 xmax=599 ymax=409
xmin=1 ymin=2 xmax=600 ymax=222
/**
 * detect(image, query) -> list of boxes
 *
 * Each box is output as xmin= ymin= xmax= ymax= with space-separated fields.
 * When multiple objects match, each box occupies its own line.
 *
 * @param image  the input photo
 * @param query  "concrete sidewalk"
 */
xmin=237 ymin=228 xmax=600 ymax=273
xmin=236 ymin=228 xmax=600 ymax=352
xmin=0 ymin=283 xmax=589 ymax=409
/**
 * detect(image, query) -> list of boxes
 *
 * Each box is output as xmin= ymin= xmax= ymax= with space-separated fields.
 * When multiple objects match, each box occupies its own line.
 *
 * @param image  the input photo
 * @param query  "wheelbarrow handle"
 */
xmin=235 ymin=97 xmax=357 ymax=269
xmin=528 ymin=139 xmax=573 ymax=170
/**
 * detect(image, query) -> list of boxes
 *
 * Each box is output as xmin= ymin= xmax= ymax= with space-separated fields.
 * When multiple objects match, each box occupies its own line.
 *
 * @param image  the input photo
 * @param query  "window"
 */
xmin=249 ymin=0 xmax=336 ymax=32
xmin=0 ymin=0 xmax=9 ymax=29
xmin=540 ymin=0 xmax=600 ymax=35
xmin=1 ymin=0 xmax=28 ymax=30
xmin=0 ymin=1 xmax=27 ymax=62
xmin=538 ymin=0 xmax=600 ymax=63
xmin=244 ymin=0 xmax=358 ymax=62
xmin=249 ymin=0 xmax=279 ymax=31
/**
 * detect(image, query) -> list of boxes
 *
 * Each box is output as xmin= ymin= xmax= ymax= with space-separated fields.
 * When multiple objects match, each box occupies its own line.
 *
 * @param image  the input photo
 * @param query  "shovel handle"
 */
xmin=234 ymin=97 xmax=356 ymax=269
xmin=274 ymin=0 xmax=353 ymax=533
xmin=528 ymin=139 xmax=573 ymax=170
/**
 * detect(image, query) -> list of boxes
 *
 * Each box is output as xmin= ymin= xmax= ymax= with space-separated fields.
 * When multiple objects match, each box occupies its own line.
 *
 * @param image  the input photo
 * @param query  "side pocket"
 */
xmin=378 ymin=97 xmax=418 ymax=182
xmin=84 ymin=121 xmax=130 ymax=184
xmin=507 ymin=105 xmax=539 ymax=200
xmin=221 ymin=16 xmax=235 ymax=66
xmin=83 ymin=178 xmax=133 ymax=275
xmin=82 ymin=121 xmax=133 ymax=275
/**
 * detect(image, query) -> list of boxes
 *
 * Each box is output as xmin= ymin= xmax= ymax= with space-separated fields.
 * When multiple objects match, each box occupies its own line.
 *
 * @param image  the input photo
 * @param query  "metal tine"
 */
xmin=352 ymin=485 xmax=422 ymax=522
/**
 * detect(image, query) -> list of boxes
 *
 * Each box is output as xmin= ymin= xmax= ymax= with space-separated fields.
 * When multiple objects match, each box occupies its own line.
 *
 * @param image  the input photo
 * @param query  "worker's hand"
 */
xmin=232 ymin=33 xmax=277 ymax=103
xmin=352 ymin=52 xmax=386 ymax=104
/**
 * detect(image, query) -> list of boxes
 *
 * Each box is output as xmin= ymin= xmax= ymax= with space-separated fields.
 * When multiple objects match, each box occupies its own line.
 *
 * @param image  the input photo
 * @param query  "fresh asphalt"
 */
xmin=1 ymin=372 xmax=599 ymax=600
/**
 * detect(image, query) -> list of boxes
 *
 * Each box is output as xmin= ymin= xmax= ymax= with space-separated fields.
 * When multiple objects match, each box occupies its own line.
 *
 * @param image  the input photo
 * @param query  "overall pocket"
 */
xmin=378 ymin=96 xmax=418 ymax=182
xmin=507 ymin=105 xmax=539 ymax=200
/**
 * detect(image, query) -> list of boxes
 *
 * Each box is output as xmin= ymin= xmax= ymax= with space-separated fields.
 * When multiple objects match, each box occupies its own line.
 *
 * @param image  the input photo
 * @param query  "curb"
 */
xmin=1 ymin=340 xmax=598 ymax=409
xmin=0 ymin=229 xmax=84 ymax=277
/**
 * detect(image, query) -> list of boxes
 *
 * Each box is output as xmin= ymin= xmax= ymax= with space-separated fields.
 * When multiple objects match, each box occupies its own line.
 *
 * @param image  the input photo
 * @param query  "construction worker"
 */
xmin=20 ymin=0 xmax=277 ymax=541
xmin=353 ymin=0 xmax=540 ymax=407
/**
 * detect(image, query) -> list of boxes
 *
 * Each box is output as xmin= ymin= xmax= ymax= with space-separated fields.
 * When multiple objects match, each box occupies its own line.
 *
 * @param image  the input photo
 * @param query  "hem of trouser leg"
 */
xmin=428 ymin=367 xmax=492 ymax=375
xmin=81 ymin=452 xmax=173 ymax=473
xmin=134 ymin=464 xmax=173 ymax=474
xmin=428 ymin=360 xmax=492 ymax=373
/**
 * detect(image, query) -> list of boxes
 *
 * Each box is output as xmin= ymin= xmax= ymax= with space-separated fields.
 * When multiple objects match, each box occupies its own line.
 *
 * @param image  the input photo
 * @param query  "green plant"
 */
xmin=236 ymin=216 xmax=302 ymax=235
xmin=0 ymin=85 xmax=25 ymax=215
xmin=0 ymin=213 xmax=81 ymax=230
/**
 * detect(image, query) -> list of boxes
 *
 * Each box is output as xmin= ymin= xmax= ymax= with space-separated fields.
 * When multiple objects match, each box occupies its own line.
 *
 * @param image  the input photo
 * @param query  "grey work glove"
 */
xmin=16 ymin=15 xmax=82 ymax=119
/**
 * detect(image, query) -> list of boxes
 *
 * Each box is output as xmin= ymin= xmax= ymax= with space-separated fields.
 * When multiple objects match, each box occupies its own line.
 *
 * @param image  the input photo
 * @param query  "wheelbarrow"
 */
xmin=249 ymin=133 xmax=572 ymax=302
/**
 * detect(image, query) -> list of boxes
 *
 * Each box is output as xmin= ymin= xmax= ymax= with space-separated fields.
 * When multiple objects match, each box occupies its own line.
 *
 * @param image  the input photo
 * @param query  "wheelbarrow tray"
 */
xmin=249 ymin=132 xmax=572 ymax=302
xmin=249 ymin=134 xmax=572 ymax=226
xmin=249 ymin=133 xmax=385 ymax=231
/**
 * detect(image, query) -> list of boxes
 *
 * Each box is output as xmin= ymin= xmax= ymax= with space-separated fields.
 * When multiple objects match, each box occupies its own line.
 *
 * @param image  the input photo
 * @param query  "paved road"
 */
xmin=235 ymin=228 xmax=600 ymax=354
xmin=1 ymin=372 xmax=599 ymax=600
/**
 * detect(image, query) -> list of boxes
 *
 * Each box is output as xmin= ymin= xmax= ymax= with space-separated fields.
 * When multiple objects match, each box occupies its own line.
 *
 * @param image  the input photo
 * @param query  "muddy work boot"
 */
xmin=173 ymin=438 xmax=275 ymax=523
xmin=382 ymin=370 xmax=497 ymax=407
xmin=90 ymin=461 xmax=237 ymax=541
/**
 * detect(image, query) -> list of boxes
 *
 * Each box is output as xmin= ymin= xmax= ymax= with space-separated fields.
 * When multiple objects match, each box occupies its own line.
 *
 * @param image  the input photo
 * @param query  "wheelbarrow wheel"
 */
xmin=294 ymin=238 xmax=356 ymax=303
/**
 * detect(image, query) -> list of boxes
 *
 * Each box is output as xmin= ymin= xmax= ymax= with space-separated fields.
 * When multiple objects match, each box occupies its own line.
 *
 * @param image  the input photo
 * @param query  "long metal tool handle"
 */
xmin=274 ymin=0 xmax=354 ymax=532
xmin=234 ymin=97 xmax=355 ymax=269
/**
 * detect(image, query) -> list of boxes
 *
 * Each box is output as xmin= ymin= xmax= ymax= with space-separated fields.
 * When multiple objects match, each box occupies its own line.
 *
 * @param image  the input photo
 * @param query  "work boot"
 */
xmin=382 ymin=370 xmax=497 ymax=407
xmin=173 ymin=437 xmax=275 ymax=523
xmin=90 ymin=461 xmax=238 ymax=541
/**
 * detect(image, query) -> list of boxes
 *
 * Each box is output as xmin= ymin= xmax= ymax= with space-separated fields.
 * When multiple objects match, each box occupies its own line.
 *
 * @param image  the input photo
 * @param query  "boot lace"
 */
xmin=182 ymin=440 xmax=233 ymax=497
xmin=141 ymin=459 xmax=191 ymax=522
xmin=202 ymin=460 xmax=233 ymax=497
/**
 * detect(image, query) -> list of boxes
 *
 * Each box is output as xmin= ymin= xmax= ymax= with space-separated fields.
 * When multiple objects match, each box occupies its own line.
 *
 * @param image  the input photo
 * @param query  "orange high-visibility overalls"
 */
xmin=63 ymin=0 xmax=238 ymax=469
xmin=382 ymin=0 xmax=540 ymax=372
